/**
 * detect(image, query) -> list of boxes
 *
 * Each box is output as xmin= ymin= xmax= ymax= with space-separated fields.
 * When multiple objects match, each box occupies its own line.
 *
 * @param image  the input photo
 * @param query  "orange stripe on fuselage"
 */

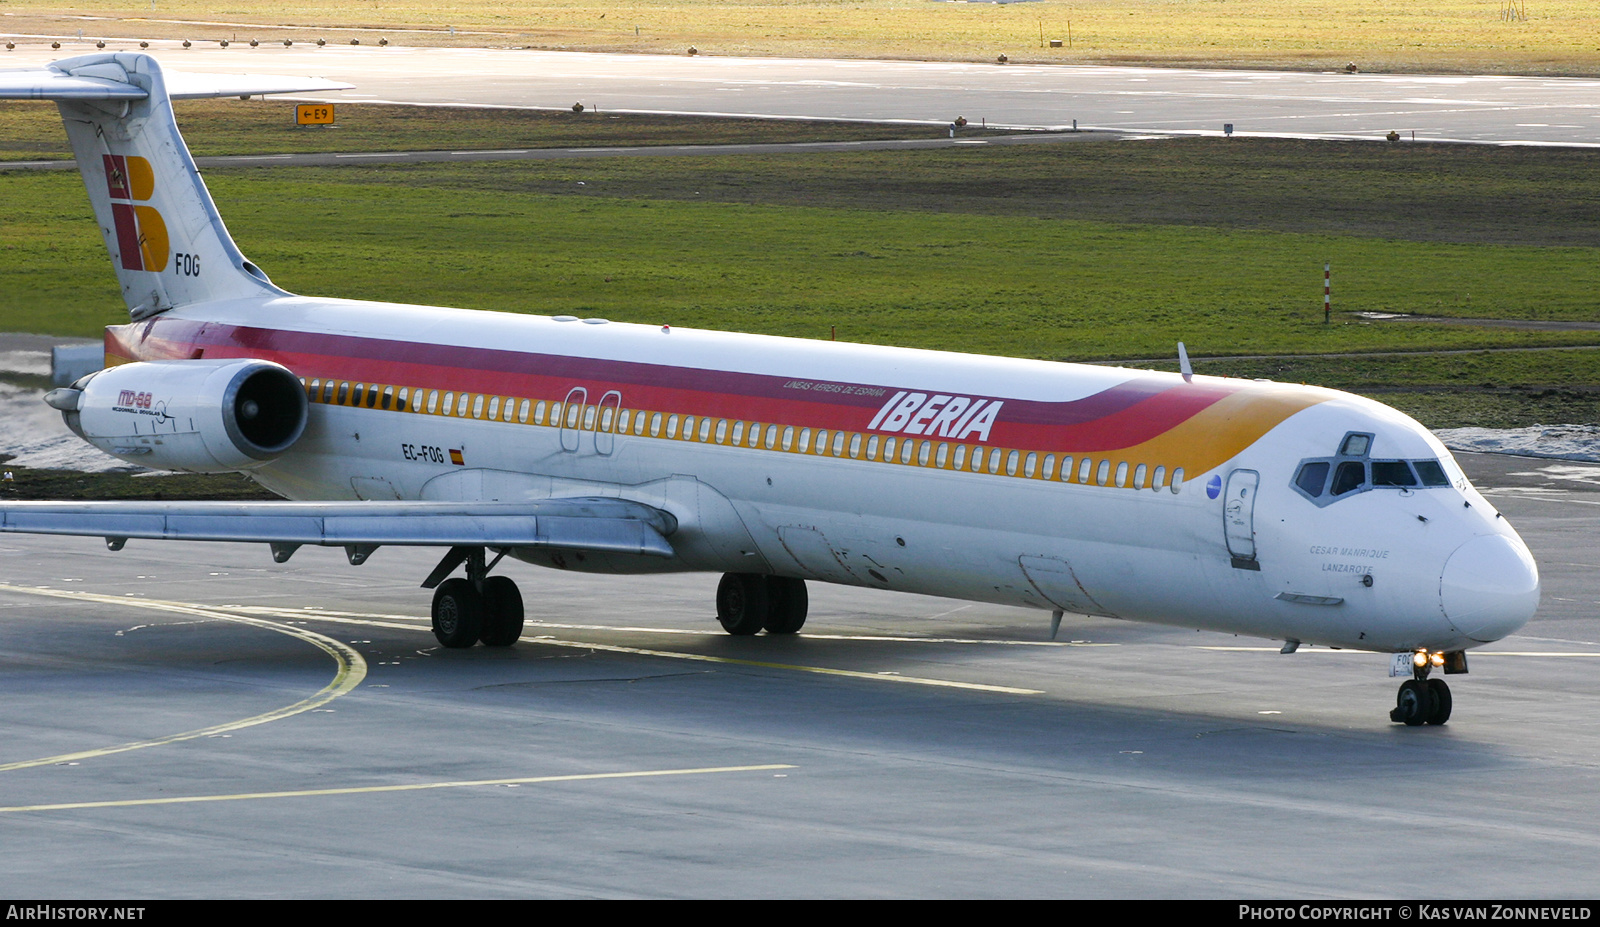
xmin=104 ymin=320 xmax=1330 ymax=486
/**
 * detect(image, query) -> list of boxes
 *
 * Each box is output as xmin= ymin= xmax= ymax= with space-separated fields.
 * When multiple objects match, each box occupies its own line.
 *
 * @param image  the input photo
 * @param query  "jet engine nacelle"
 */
xmin=55 ymin=359 xmax=308 ymax=472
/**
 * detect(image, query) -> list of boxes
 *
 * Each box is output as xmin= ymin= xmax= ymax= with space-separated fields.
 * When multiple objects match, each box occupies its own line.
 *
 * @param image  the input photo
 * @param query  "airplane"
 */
xmin=0 ymin=53 xmax=1540 ymax=726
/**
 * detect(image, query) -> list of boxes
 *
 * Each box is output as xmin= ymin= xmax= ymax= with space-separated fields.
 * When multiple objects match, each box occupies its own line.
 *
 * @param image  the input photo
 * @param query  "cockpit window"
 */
xmin=1340 ymin=433 xmax=1372 ymax=457
xmin=1295 ymin=461 xmax=1330 ymax=497
xmin=1371 ymin=460 xmax=1417 ymax=487
xmin=1291 ymin=436 xmax=1456 ymax=506
xmin=1414 ymin=459 xmax=1450 ymax=487
xmin=1330 ymin=461 xmax=1366 ymax=496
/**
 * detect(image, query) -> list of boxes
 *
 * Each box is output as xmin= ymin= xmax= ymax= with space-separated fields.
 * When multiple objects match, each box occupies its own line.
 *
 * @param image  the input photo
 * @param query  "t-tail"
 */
xmin=1 ymin=53 xmax=351 ymax=318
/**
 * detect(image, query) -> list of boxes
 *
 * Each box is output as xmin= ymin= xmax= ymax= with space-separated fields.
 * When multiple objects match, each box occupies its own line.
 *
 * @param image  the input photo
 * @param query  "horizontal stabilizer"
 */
xmin=0 ymin=498 xmax=676 ymax=558
xmin=0 ymin=56 xmax=352 ymax=100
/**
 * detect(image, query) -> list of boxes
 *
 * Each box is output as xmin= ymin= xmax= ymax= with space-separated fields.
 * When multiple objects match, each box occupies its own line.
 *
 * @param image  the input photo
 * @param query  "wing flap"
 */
xmin=0 ymin=499 xmax=675 ymax=558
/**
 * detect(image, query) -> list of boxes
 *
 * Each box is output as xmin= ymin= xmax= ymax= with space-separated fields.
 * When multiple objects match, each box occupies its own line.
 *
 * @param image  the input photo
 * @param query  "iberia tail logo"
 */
xmin=103 ymin=155 xmax=169 ymax=272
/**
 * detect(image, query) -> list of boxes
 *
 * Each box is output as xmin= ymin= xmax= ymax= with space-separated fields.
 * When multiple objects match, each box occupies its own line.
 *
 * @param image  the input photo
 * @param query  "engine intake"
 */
xmin=60 ymin=359 xmax=309 ymax=472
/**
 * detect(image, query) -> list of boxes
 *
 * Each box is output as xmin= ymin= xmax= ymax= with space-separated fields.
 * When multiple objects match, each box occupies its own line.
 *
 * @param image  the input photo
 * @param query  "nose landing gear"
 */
xmin=1391 ymin=650 xmax=1454 ymax=726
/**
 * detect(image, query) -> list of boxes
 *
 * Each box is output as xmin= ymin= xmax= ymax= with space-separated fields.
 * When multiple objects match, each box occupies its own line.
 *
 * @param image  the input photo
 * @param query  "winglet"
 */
xmin=1178 ymin=341 xmax=1193 ymax=382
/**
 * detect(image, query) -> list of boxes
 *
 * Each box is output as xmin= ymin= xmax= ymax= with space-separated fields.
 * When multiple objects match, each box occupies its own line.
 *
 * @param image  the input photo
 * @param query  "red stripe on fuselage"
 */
xmin=108 ymin=319 xmax=1242 ymax=454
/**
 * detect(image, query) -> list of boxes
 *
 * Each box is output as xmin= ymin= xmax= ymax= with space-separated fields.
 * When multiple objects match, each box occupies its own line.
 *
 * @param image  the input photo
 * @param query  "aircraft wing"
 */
xmin=0 ymin=497 xmax=675 ymax=558
xmin=0 ymin=57 xmax=352 ymax=100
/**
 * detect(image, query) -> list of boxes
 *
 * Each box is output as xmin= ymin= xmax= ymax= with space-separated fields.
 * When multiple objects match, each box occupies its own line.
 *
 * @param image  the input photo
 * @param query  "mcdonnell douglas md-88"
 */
xmin=0 ymin=54 xmax=1541 ymax=726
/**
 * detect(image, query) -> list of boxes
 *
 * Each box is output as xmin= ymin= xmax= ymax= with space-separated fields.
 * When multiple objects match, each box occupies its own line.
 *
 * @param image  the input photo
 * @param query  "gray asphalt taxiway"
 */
xmin=1 ymin=453 xmax=1597 ymax=898
xmin=8 ymin=42 xmax=1600 ymax=146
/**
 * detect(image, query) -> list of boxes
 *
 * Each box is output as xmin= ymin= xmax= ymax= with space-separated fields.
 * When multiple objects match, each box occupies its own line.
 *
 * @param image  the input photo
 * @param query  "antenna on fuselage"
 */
xmin=1177 ymin=342 xmax=1194 ymax=382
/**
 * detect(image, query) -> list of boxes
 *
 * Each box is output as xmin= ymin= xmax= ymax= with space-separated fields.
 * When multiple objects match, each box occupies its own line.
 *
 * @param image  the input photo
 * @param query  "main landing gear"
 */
xmin=425 ymin=547 xmax=524 ymax=649
xmin=716 ymin=573 xmax=808 ymax=635
xmin=1390 ymin=650 xmax=1455 ymax=727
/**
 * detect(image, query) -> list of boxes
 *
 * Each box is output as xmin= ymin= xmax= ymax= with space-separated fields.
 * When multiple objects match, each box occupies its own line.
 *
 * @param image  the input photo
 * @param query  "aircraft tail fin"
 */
xmin=1 ymin=54 xmax=351 ymax=318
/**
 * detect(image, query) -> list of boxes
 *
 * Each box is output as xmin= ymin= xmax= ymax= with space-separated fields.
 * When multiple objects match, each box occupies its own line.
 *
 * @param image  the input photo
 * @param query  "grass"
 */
xmin=7 ymin=162 xmax=1600 ymax=356
xmin=0 ymin=464 xmax=278 ymax=500
xmin=0 ymin=99 xmax=1000 ymax=162
xmin=16 ymin=100 xmax=1600 ymax=250
xmin=3 ymin=103 xmax=1600 ymax=431
xmin=8 ymin=2 xmax=1600 ymax=75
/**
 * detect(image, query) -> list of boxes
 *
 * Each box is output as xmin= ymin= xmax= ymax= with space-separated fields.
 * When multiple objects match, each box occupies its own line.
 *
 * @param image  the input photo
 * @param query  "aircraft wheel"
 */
xmin=479 ymin=576 xmax=525 ymax=647
xmin=1391 ymin=679 xmax=1431 ymax=726
xmin=432 ymin=578 xmax=484 ymax=648
xmin=716 ymin=573 xmax=767 ymax=635
xmin=1426 ymin=678 xmax=1453 ymax=725
xmin=763 ymin=576 xmax=808 ymax=634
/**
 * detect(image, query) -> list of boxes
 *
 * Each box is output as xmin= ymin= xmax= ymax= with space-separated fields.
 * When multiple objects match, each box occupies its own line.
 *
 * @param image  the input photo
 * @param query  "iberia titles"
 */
xmin=867 ymin=391 xmax=1002 ymax=442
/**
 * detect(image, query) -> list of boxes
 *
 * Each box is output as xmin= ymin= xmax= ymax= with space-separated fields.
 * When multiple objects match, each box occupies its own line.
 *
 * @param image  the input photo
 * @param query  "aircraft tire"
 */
xmin=479 ymin=576 xmax=525 ymax=647
xmin=763 ymin=576 xmax=808 ymax=634
xmin=1426 ymin=678 xmax=1452 ymax=725
xmin=432 ymin=578 xmax=484 ymax=648
xmin=1392 ymin=679 xmax=1431 ymax=726
xmin=716 ymin=573 xmax=767 ymax=635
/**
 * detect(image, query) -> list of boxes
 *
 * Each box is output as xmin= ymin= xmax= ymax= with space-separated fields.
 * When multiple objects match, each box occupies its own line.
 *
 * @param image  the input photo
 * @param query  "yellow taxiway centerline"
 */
xmin=1 ymin=586 xmax=1042 ymax=700
xmin=232 ymin=605 xmax=1111 ymax=647
xmin=0 ymin=585 xmax=367 ymax=773
xmin=233 ymin=605 xmax=1051 ymax=695
xmin=0 ymin=764 xmax=798 ymax=814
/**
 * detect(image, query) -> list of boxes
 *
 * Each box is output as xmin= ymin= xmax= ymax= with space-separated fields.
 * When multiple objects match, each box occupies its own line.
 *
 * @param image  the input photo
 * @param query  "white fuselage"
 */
xmin=105 ymin=294 xmax=1541 ymax=655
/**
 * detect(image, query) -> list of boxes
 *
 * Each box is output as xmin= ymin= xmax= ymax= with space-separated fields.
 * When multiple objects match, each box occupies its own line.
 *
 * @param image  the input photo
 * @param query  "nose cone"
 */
xmin=1441 ymin=534 xmax=1540 ymax=642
